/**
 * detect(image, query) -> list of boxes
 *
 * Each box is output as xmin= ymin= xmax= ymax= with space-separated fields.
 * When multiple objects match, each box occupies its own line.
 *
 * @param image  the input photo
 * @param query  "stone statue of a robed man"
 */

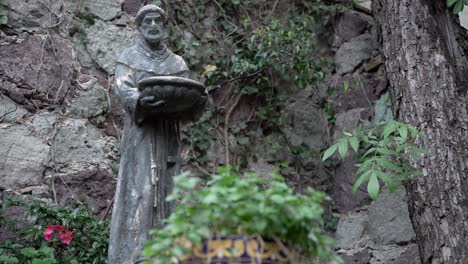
xmin=108 ymin=5 xmax=207 ymax=264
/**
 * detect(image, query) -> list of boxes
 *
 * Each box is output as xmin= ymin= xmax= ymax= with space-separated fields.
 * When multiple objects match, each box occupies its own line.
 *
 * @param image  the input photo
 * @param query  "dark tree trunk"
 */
xmin=372 ymin=0 xmax=468 ymax=263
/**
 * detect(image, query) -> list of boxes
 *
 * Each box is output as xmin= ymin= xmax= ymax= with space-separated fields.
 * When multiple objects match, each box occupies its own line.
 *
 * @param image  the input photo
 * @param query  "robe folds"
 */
xmin=108 ymin=39 xmax=189 ymax=264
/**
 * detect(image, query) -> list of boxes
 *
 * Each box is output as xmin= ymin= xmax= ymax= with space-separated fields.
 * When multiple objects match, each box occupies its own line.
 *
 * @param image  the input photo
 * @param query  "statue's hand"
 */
xmin=139 ymin=96 xmax=165 ymax=109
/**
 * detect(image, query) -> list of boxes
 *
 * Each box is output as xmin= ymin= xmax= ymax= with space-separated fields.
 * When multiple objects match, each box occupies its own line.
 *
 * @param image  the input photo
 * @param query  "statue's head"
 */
xmin=136 ymin=5 xmax=167 ymax=45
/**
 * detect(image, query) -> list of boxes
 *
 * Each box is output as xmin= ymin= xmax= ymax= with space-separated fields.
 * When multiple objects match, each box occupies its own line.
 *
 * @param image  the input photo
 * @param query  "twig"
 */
xmin=356 ymin=74 xmax=374 ymax=118
xmin=100 ymin=197 xmax=114 ymax=221
xmin=106 ymin=74 xmax=121 ymax=140
xmin=224 ymin=92 xmax=242 ymax=165
xmin=34 ymin=35 xmax=48 ymax=93
xmin=268 ymin=0 xmax=280 ymax=18
xmin=51 ymin=177 xmax=58 ymax=204
xmin=0 ymin=92 xmax=17 ymax=122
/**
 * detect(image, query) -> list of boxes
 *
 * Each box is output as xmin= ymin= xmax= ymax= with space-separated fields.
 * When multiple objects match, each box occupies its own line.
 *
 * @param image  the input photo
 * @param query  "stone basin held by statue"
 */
xmin=137 ymin=76 xmax=207 ymax=119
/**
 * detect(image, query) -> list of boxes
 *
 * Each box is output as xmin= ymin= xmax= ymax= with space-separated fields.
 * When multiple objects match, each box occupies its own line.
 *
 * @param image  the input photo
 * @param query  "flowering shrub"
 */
xmin=0 ymin=199 xmax=109 ymax=264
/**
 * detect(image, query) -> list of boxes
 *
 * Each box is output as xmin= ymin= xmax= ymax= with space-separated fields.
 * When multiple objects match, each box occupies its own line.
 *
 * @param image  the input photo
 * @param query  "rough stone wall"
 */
xmin=0 ymin=0 xmax=440 ymax=262
xmin=0 ymin=0 xmax=125 ymax=216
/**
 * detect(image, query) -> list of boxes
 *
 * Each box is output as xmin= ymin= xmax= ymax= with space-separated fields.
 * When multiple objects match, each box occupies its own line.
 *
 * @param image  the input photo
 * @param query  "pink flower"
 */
xmin=43 ymin=226 xmax=55 ymax=241
xmin=59 ymin=231 xmax=74 ymax=245
xmin=43 ymin=225 xmax=74 ymax=245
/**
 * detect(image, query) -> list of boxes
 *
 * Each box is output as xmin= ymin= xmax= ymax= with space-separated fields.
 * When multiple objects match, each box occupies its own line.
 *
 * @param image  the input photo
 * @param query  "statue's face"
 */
xmin=139 ymin=12 xmax=165 ymax=45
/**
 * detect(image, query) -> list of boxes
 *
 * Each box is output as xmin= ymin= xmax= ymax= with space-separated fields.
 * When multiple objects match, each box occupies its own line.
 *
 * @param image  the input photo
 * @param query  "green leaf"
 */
xmin=237 ymin=136 xmax=250 ymax=146
xmin=322 ymin=144 xmax=338 ymax=161
xmin=375 ymin=170 xmax=397 ymax=192
xmin=376 ymin=147 xmax=396 ymax=155
xmin=0 ymin=256 xmax=19 ymax=264
xmin=338 ymin=140 xmax=349 ymax=159
xmin=382 ymin=121 xmax=397 ymax=139
xmin=202 ymin=193 xmax=218 ymax=204
xmin=352 ymin=170 xmax=372 ymax=193
xmin=399 ymin=126 xmax=408 ymax=141
xmin=20 ymin=247 xmax=38 ymax=258
xmin=408 ymin=145 xmax=432 ymax=156
xmin=32 ymin=258 xmax=57 ymax=264
xmin=448 ymin=0 xmax=458 ymax=7
xmin=349 ymin=136 xmax=359 ymax=153
xmin=376 ymin=158 xmax=402 ymax=172
xmin=0 ymin=15 xmax=7 ymax=25
xmin=367 ymin=173 xmax=380 ymax=201
xmin=342 ymin=80 xmax=350 ymax=92
xmin=454 ymin=0 xmax=464 ymax=13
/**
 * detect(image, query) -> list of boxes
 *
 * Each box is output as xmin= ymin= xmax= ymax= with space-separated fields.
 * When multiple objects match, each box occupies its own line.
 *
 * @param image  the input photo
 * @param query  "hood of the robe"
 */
xmin=116 ymin=38 xmax=188 ymax=76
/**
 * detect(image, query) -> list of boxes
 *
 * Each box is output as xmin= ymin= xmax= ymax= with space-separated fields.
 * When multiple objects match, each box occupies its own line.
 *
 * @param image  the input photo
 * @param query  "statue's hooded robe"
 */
xmin=108 ymin=39 xmax=189 ymax=264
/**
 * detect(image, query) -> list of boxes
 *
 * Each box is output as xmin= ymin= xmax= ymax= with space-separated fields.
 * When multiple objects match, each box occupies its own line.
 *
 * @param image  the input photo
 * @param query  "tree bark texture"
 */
xmin=372 ymin=0 xmax=468 ymax=263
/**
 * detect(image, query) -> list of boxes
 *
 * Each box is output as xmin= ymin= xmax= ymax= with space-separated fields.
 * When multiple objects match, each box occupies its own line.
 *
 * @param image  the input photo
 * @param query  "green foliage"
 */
xmin=447 ymin=0 xmax=468 ymax=13
xmin=0 ymin=0 xmax=8 ymax=25
xmin=0 ymin=244 xmax=56 ymax=264
xmin=166 ymin=1 xmax=329 ymax=163
xmin=322 ymin=121 xmax=430 ymax=200
xmin=0 ymin=199 xmax=109 ymax=264
xmin=142 ymin=167 xmax=337 ymax=263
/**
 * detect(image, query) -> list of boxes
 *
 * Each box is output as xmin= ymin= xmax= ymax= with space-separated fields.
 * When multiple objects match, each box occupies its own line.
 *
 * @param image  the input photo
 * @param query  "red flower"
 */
xmin=43 ymin=226 xmax=55 ymax=241
xmin=59 ymin=230 xmax=74 ymax=245
xmin=43 ymin=225 xmax=74 ymax=245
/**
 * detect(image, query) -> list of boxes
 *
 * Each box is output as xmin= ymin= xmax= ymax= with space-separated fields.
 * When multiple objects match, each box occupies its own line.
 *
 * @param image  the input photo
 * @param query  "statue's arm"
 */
xmin=114 ymin=63 xmax=150 ymax=124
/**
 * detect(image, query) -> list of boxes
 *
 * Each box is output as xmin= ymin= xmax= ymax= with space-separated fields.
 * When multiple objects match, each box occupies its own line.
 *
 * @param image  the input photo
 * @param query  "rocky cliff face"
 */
xmin=0 ymin=0 xmax=434 ymax=262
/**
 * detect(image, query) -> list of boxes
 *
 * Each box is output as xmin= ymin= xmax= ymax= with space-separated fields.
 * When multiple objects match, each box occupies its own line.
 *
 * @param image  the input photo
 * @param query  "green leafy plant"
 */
xmin=0 ymin=199 xmax=109 ymax=264
xmin=0 ymin=244 xmax=57 ymax=264
xmin=447 ymin=0 xmax=468 ymax=13
xmin=166 ymin=0 xmax=330 ymax=164
xmin=0 ymin=0 xmax=8 ymax=25
xmin=142 ymin=167 xmax=337 ymax=263
xmin=322 ymin=121 xmax=430 ymax=200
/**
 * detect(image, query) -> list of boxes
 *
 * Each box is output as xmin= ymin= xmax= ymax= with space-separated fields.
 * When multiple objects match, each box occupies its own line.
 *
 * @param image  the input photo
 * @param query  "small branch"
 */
xmin=268 ymin=0 xmax=280 ymax=18
xmin=106 ymin=74 xmax=121 ymax=140
xmin=100 ymin=197 xmax=114 ymax=221
xmin=224 ymin=92 xmax=242 ymax=165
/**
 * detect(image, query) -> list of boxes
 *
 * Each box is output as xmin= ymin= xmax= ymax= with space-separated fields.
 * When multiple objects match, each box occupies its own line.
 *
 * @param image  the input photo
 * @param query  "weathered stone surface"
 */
xmin=7 ymin=0 xmax=65 ymax=31
xmin=0 ymin=95 xmax=28 ymax=122
xmin=333 ymin=151 xmax=372 ymax=213
xmin=0 ymin=34 xmax=75 ymax=107
xmin=68 ymin=78 xmax=108 ymax=119
xmin=282 ymin=88 xmax=329 ymax=151
xmin=335 ymin=34 xmax=375 ymax=75
xmin=85 ymin=20 xmax=135 ymax=74
xmin=29 ymin=110 xmax=57 ymax=140
xmin=0 ymin=124 xmax=49 ymax=189
xmin=254 ymin=132 xmax=290 ymax=163
xmin=461 ymin=8 xmax=468 ymax=30
xmin=52 ymin=119 xmax=108 ymax=168
xmin=64 ymin=0 xmax=121 ymax=21
xmin=371 ymin=244 xmax=421 ymax=264
xmin=335 ymin=11 xmax=370 ymax=42
xmin=328 ymin=71 xmax=387 ymax=114
xmin=123 ymin=0 xmax=145 ymax=15
xmin=333 ymin=108 xmax=366 ymax=141
xmin=54 ymin=168 xmax=116 ymax=216
xmin=339 ymin=249 xmax=372 ymax=263
xmin=335 ymin=213 xmax=368 ymax=249
xmin=368 ymin=188 xmax=416 ymax=245
xmin=354 ymin=0 xmax=372 ymax=14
